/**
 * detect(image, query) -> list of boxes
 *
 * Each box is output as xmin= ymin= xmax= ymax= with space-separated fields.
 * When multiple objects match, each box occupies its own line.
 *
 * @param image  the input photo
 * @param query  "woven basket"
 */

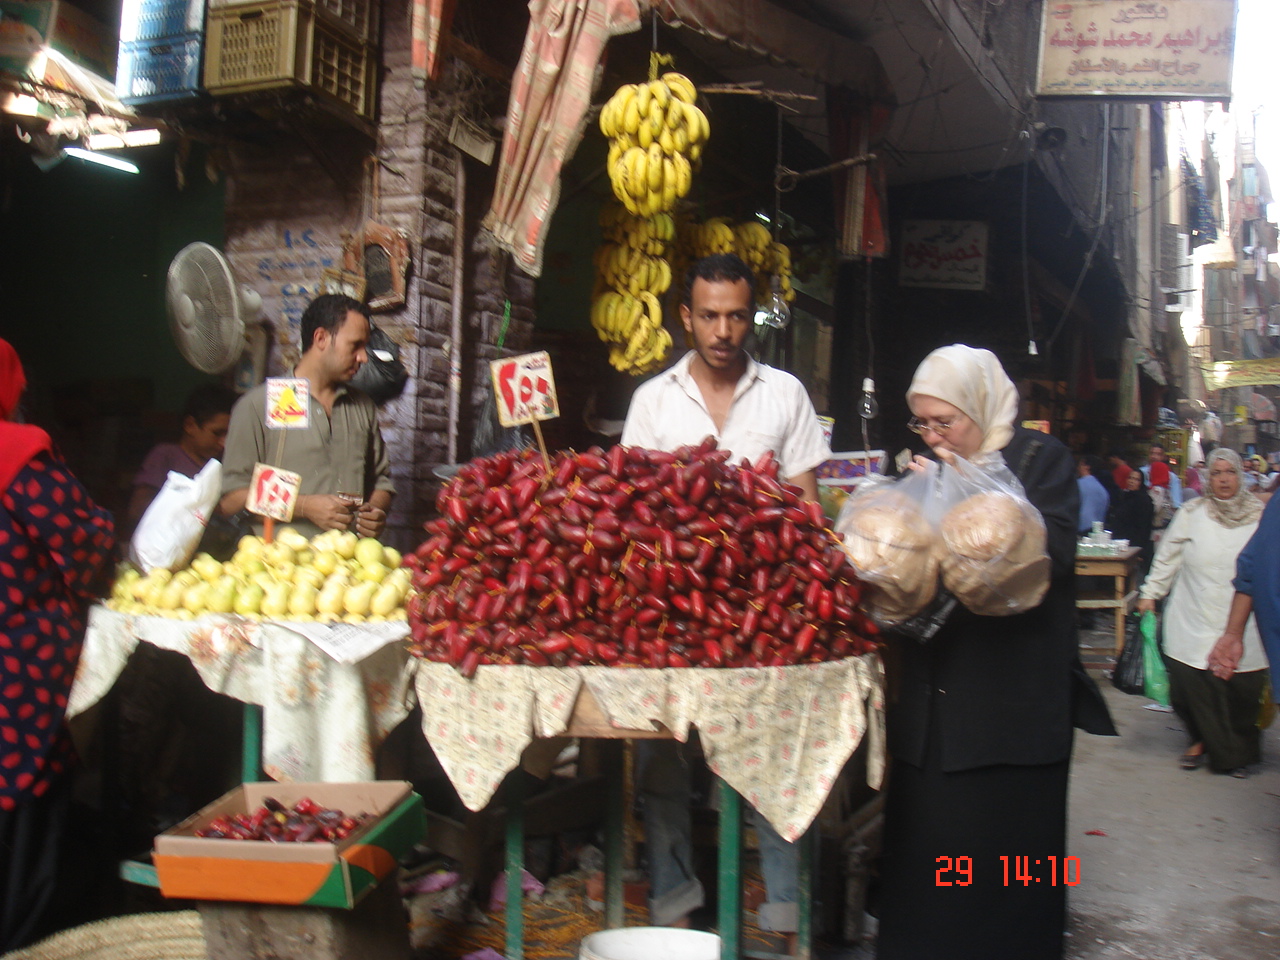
xmin=1 ymin=912 xmax=206 ymax=960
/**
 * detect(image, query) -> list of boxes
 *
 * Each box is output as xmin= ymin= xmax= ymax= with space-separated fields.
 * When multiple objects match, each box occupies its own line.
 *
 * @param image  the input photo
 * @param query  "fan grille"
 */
xmin=166 ymin=242 xmax=245 ymax=373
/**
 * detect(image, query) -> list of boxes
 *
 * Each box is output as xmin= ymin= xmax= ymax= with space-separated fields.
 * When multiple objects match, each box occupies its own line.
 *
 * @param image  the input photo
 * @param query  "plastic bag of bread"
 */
xmin=835 ymin=466 xmax=939 ymax=624
xmin=936 ymin=457 xmax=1049 ymax=616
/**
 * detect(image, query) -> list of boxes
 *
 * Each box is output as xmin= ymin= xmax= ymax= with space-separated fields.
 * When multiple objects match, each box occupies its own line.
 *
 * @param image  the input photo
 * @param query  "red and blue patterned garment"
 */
xmin=0 ymin=450 xmax=115 ymax=810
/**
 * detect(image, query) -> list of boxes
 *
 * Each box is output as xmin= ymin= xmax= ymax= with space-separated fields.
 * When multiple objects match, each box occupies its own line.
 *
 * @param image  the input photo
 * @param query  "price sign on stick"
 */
xmin=266 ymin=378 xmax=310 ymax=429
xmin=491 ymin=351 xmax=559 ymax=472
xmin=247 ymin=463 xmax=301 ymax=522
xmin=491 ymin=352 xmax=559 ymax=427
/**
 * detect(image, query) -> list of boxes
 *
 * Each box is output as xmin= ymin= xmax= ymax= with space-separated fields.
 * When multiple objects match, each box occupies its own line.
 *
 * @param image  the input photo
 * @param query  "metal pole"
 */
xmin=447 ymin=148 xmax=467 ymax=465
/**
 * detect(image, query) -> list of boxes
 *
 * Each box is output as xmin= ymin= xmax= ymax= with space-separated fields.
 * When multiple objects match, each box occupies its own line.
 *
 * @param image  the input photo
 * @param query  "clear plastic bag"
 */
xmin=834 ymin=464 xmax=940 ymax=625
xmin=836 ymin=453 xmax=1051 ymax=624
xmin=934 ymin=454 xmax=1050 ymax=617
xmin=129 ymin=459 xmax=222 ymax=573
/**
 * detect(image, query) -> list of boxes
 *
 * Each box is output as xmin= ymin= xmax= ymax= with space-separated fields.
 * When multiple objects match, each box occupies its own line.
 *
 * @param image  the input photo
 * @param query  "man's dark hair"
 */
xmin=1083 ymin=455 xmax=1108 ymax=478
xmin=300 ymin=294 xmax=368 ymax=352
xmin=682 ymin=253 xmax=755 ymax=307
xmin=182 ymin=383 xmax=237 ymax=426
xmin=1150 ymin=443 xmax=1165 ymax=453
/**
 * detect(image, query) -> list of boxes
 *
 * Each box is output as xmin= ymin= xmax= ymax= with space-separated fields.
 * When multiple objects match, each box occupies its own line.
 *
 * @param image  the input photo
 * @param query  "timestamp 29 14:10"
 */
xmin=935 ymin=855 xmax=1082 ymax=886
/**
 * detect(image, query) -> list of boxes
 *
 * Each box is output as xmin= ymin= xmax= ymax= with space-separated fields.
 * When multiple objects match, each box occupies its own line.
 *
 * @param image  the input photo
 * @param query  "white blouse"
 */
xmin=1138 ymin=499 xmax=1267 ymax=671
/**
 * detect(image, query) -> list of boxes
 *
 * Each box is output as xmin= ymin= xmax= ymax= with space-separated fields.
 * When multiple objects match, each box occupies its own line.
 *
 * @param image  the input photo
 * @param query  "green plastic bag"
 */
xmin=1140 ymin=610 xmax=1170 ymax=707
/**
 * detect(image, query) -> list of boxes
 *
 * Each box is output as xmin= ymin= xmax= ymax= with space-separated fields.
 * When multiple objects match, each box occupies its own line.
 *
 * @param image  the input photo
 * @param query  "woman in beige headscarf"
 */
xmin=1136 ymin=448 xmax=1267 ymax=776
xmin=875 ymin=345 xmax=1114 ymax=960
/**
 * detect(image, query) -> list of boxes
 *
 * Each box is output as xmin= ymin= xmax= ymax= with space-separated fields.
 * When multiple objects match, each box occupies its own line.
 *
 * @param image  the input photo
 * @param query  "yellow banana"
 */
xmin=653 ymin=258 xmax=671 ymax=295
xmin=647 ymin=143 xmax=664 ymax=193
xmin=635 ymin=81 xmax=651 ymax=122
xmin=662 ymin=72 xmax=697 ymax=104
xmin=658 ymin=125 xmax=675 ymax=156
xmin=672 ymin=124 xmax=689 ymax=154
xmin=622 ymin=92 xmax=642 ymax=136
xmin=684 ymin=104 xmax=710 ymax=145
xmin=666 ymin=97 xmax=685 ymax=131
xmin=659 ymin=157 xmax=675 ymax=209
xmin=649 ymin=79 xmax=670 ymax=111
xmin=673 ymin=153 xmax=692 ymax=199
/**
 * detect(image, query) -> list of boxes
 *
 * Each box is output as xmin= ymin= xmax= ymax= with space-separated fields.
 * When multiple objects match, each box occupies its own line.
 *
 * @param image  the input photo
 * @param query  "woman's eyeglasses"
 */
xmin=907 ymin=415 xmax=964 ymax=435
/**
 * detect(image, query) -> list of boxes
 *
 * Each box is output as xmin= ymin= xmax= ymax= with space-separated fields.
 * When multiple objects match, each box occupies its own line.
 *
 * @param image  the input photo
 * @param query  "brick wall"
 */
xmin=221 ymin=0 xmax=534 ymax=552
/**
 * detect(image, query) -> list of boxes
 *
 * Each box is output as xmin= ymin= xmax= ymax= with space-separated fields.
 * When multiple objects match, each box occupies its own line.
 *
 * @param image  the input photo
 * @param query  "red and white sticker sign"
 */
xmin=266 ymin=378 xmax=310 ymax=429
xmin=247 ymin=462 xmax=302 ymax=522
xmin=490 ymin=351 xmax=560 ymax=427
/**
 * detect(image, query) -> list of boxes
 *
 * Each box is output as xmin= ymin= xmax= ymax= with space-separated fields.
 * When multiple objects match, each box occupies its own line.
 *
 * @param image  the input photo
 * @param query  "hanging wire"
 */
xmin=1020 ymin=129 xmax=1037 ymax=355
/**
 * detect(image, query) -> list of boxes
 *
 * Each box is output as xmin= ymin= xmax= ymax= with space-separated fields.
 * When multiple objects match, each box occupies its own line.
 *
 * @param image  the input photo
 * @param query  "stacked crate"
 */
xmin=115 ymin=0 xmax=207 ymax=104
xmin=203 ymin=0 xmax=378 ymax=123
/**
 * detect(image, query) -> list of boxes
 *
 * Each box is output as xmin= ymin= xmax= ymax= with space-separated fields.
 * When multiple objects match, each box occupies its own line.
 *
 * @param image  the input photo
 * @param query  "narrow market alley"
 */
xmin=1063 ymin=631 xmax=1280 ymax=960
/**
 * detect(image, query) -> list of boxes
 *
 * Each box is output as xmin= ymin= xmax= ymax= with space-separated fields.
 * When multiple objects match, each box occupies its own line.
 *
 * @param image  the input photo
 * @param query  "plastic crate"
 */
xmin=119 ymin=0 xmax=206 ymax=43
xmin=207 ymin=0 xmax=374 ymax=41
xmin=116 ymin=31 xmax=203 ymax=103
xmin=204 ymin=0 xmax=375 ymax=121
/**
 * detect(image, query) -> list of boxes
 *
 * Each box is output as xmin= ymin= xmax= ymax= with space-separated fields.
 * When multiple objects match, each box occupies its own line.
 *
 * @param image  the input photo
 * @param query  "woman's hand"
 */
xmin=1135 ymin=598 xmax=1156 ymax=615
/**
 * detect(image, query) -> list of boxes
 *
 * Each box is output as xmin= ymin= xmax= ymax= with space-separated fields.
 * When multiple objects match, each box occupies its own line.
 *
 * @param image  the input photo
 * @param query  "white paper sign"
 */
xmin=266 ymin=377 xmax=310 ymax=429
xmin=490 ymin=351 xmax=560 ymax=427
xmin=899 ymin=220 xmax=988 ymax=290
xmin=247 ymin=462 xmax=301 ymax=522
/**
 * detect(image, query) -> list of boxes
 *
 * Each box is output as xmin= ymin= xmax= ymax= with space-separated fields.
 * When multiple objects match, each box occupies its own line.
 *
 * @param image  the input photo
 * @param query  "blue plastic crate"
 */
xmin=116 ymin=31 xmax=203 ymax=104
xmin=120 ymin=0 xmax=206 ymax=43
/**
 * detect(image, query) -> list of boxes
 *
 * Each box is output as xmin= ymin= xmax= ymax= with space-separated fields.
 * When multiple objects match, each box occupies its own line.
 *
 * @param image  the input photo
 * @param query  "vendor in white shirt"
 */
xmin=621 ymin=253 xmax=830 ymax=941
xmin=621 ymin=255 xmax=829 ymax=497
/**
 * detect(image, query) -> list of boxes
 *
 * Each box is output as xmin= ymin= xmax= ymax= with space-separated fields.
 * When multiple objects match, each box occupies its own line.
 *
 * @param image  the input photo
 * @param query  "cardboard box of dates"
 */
xmin=153 ymin=781 xmax=425 ymax=908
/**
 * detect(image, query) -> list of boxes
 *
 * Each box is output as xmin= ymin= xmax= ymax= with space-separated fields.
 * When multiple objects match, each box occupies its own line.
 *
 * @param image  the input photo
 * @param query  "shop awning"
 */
xmin=1203 ymin=357 xmax=1280 ymax=391
xmin=1 ymin=46 xmax=133 ymax=139
xmin=482 ymin=0 xmax=892 ymax=276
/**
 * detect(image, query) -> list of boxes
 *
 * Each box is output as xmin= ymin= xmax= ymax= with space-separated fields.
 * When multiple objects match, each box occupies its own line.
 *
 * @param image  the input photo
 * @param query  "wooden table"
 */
xmin=1075 ymin=547 xmax=1143 ymax=655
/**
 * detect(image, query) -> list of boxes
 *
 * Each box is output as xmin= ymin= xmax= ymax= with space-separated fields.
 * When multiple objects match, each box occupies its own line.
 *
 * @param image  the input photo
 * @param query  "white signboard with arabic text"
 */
xmin=899 ymin=221 xmax=988 ymax=291
xmin=1036 ymin=0 xmax=1236 ymax=99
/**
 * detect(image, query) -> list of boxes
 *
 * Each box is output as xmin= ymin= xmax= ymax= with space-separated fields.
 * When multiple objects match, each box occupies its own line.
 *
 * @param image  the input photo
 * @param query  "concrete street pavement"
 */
xmin=1066 ymin=635 xmax=1280 ymax=959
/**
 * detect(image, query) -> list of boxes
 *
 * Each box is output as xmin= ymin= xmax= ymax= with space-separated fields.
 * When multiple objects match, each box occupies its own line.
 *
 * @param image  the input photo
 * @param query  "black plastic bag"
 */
xmin=350 ymin=322 xmax=408 ymax=403
xmin=1111 ymin=614 xmax=1146 ymax=695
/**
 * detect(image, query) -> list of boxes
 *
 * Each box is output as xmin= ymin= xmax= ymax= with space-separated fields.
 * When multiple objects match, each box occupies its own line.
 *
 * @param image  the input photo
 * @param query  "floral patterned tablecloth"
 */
xmin=412 ymin=654 xmax=885 ymax=842
xmin=69 ymin=606 xmax=415 ymax=782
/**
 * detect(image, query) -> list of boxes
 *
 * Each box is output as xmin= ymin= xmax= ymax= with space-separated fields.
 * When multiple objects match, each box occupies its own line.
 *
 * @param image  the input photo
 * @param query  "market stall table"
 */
xmin=1074 ymin=546 xmax=1143 ymax=655
xmin=410 ymin=655 xmax=884 ymax=960
xmin=70 ymin=605 xmax=415 ymax=784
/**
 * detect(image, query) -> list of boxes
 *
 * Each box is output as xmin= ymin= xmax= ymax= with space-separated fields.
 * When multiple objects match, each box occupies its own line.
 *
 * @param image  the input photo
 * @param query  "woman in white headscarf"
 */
xmin=875 ymin=345 xmax=1114 ymax=960
xmin=1136 ymin=448 xmax=1267 ymax=776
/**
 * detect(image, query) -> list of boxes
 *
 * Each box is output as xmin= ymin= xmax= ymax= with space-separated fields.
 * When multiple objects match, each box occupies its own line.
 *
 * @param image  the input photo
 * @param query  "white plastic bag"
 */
xmin=129 ymin=459 xmax=222 ymax=573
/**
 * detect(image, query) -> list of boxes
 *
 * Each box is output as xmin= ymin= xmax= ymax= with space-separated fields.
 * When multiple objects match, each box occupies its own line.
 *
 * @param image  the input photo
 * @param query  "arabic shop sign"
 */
xmin=899 ymin=221 xmax=988 ymax=291
xmin=1036 ymin=1 xmax=1236 ymax=99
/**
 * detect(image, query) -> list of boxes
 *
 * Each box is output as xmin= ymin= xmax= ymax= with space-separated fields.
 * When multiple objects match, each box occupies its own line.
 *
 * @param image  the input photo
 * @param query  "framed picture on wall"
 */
xmin=343 ymin=221 xmax=411 ymax=312
xmin=319 ymin=268 xmax=367 ymax=302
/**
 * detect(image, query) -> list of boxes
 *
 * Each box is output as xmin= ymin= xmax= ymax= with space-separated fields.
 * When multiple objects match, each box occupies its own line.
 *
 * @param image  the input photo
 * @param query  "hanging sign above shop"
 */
xmin=1203 ymin=357 xmax=1280 ymax=391
xmin=1036 ymin=0 xmax=1237 ymax=99
xmin=899 ymin=220 xmax=988 ymax=291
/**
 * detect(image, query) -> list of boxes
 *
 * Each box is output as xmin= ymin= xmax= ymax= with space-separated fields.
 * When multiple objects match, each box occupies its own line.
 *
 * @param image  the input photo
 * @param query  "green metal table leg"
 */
xmin=716 ymin=778 xmax=743 ymax=960
xmin=796 ymin=827 xmax=815 ymax=960
xmin=604 ymin=741 xmax=626 ymax=929
xmin=241 ymin=702 xmax=263 ymax=783
xmin=505 ymin=774 xmax=526 ymax=960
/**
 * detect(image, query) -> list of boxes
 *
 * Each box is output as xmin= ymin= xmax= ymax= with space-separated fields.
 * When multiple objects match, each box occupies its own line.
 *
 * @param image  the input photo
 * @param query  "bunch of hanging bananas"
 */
xmin=591 ymin=205 xmax=676 ymax=375
xmin=599 ymin=72 xmax=710 ymax=217
xmin=675 ymin=216 xmax=797 ymax=304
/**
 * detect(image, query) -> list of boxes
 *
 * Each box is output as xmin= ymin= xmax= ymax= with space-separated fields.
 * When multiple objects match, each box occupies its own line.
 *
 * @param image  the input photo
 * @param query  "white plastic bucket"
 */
xmin=579 ymin=927 xmax=721 ymax=960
